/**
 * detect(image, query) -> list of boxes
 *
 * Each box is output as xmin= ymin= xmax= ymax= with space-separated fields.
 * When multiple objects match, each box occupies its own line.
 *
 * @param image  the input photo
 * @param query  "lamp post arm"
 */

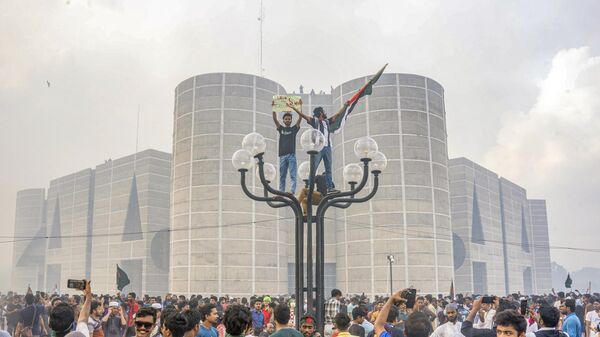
xmin=240 ymin=170 xmax=293 ymax=206
xmin=255 ymin=155 xmax=302 ymax=209
xmin=263 ymin=188 xmax=292 ymax=208
xmin=326 ymin=173 xmax=380 ymax=207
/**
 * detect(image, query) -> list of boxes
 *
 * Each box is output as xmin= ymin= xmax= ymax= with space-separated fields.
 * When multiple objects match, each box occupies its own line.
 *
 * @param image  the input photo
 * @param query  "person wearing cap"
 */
xmin=430 ymin=304 xmax=463 ymax=337
xmin=102 ymin=301 xmax=127 ymax=337
xmin=290 ymin=100 xmax=350 ymax=194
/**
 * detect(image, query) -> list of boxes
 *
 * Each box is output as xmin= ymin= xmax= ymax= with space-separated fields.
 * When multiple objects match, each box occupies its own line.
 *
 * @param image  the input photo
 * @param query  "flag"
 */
xmin=330 ymin=63 xmax=388 ymax=134
xmin=449 ymin=279 xmax=455 ymax=299
xmin=117 ymin=264 xmax=131 ymax=291
xmin=565 ymin=273 xmax=572 ymax=289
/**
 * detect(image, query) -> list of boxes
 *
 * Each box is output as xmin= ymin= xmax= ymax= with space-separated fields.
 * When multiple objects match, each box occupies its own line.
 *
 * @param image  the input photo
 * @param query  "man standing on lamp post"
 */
xmin=272 ymin=100 xmax=302 ymax=194
xmin=290 ymin=103 xmax=348 ymax=194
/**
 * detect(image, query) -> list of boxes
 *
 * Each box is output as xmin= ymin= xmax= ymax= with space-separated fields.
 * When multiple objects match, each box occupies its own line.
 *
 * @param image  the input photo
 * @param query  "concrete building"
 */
xmin=499 ymin=178 xmax=535 ymax=294
xmin=331 ymin=73 xmax=453 ymax=295
xmin=449 ymin=158 xmax=506 ymax=295
xmin=90 ymin=149 xmax=171 ymax=296
xmin=170 ymin=73 xmax=289 ymax=295
xmin=11 ymin=189 xmax=47 ymax=292
xmin=12 ymin=150 xmax=170 ymax=294
xmin=45 ymin=169 xmax=95 ymax=292
xmin=449 ymin=157 xmax=551 ymax=294
xmin=528 ymin=199 xmax=552 ymax=293
xmin=171 ymin=72 xmax=453 ymax=296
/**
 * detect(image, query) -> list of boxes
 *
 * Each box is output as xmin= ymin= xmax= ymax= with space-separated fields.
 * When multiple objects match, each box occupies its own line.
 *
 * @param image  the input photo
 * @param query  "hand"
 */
xmin=83 ymin=280 xmax=92 ymax=298
xmin=472 ymin=299 xmax=482 ymax=312
xmin=392 ymin=290 xmax=407 ymax=304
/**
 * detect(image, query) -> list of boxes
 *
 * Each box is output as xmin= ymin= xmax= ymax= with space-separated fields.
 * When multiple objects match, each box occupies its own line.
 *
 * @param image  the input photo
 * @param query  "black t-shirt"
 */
xmin=277 ymin=125 xmax=300 ymax=156
xmin=6 ymin=303 xmax=22 ymax=325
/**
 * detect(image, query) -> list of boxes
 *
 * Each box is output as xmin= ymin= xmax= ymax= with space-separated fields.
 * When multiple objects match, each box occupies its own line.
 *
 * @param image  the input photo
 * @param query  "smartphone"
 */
xmin=481 ymin=296 xmax=494 ymax=304
xmin=404 ymin=288 xmax=417 ymax=308
xmin=520 ymin=299 xmax=528 ymax=315
xmin=67 ymin=279 xmax=86 ymax=290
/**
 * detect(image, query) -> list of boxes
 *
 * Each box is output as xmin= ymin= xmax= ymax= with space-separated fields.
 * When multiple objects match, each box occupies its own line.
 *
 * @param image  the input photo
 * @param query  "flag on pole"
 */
xmin=117 ymin=264 xmax=131 ymax=291
xmin=565 ymin=273 xmax=573 ymax=289
xmin=330 ymin=64 xmax=388 ymax=134
xmin=450 ymin=279 xmax=455 ymax=299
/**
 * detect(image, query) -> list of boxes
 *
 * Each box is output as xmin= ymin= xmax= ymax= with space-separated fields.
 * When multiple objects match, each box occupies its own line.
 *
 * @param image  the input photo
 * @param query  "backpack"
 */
xmin=19 ymin=305 xmax=37 ymax=337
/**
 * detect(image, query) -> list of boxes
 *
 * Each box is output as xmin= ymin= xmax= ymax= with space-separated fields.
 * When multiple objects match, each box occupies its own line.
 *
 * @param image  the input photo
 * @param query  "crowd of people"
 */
xmin=1 ymin=282 xmax=599 ymax=337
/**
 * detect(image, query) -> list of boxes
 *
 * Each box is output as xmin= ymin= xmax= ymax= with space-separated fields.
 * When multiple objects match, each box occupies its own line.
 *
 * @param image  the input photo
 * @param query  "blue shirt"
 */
xmin=251 ymin=309 xmax=265 ymax=330
xmin=563 ymin=313 xmax=582 ymax=337
xmin=197 ymin=324 xmax=218 ymax=337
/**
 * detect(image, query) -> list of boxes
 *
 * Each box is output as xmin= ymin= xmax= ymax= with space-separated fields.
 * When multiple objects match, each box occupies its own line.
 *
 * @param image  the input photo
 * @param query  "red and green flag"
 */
xmin=330 ymin=63 xmax=388 ymax=134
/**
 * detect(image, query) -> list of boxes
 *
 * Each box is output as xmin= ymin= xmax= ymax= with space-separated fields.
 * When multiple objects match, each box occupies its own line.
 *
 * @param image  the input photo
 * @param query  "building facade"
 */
xmin=331 ymin=73 xmax=453 ymax=295
xmin=449 ymin=158 xmax=506 ymax=295
xmin=171 ymin=72 xmax=454 ymax=296
xmin=90 ymin=149 xmax=171 ymax=296
xmin=449 ymin=157 xmax=551 ymax=294
xmin=45 ymin=169 xmax=95 ymax=292
xmin=11 ymin=189 xmax=47 ymax=292
xmin=528 ymin=199 xmax=552 ymax=293
xmin=10 ymin=150 xmax=169 ymax=295
xmin=170 ymin=73 xmax=289 ymax=295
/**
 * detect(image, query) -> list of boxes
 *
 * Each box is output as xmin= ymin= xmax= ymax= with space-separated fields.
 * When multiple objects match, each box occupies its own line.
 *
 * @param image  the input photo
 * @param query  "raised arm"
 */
xmin=374 ymin=290 xmax=405 ymax=337
xmin=330 ymin=101 xmax=349 ymax=123
xmin=272 ymin=110 xmax=282 ymax=129
xmin=288 ymin=100 xmax=312 ymax=123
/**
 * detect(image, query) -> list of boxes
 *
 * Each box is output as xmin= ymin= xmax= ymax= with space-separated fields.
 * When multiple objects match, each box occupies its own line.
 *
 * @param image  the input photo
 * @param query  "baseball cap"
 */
xmin=151 ymin=303 xmax=163 ymax=310
xmin=109 ymin=301 xmax=120 ymax=308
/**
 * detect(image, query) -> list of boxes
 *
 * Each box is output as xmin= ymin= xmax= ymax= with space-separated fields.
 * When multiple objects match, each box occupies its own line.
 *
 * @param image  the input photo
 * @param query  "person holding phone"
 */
xmin=374 ymin=289 xmax=431 ymax=337
xmin=476 ymin=298 xmax=496 ymax=330
xmin=102 ymin=302 xmax=126 ymax=337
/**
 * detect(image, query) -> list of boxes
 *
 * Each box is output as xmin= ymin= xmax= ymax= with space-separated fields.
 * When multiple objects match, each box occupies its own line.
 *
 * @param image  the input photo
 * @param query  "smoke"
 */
xmin=484 ymin=47 xmax=600 ymax=269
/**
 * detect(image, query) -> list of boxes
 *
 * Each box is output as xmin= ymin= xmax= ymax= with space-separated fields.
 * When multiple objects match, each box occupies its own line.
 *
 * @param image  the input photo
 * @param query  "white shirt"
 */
xmin=430 ymin=321 xmax=463 ymax=337
xmin=475 ymin=309 xmax=496 ymax=329
xmin=586 ymin=311 xmax=600 ymax=331
xmin=527 ymin=322 xmax=539 ymax=334
xmin=76 ymin=321 xmax=91 ymax=337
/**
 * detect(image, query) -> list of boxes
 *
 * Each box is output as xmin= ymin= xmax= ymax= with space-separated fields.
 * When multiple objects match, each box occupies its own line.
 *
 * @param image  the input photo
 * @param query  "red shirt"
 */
xmin=262 ymin=309 xmax=272 ymax=326
xmin=127 ymin=301 xmax=139 ymax=326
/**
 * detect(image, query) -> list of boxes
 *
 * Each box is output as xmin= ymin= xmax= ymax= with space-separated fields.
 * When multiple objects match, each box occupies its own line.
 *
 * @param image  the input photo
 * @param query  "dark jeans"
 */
xmin=313 ymin=145 xmax=334 ymax=189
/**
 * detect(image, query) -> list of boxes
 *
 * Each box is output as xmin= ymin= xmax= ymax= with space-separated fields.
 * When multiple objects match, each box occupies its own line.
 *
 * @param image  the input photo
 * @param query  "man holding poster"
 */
xmin=272 ymin=97 xmax=302 ymax=194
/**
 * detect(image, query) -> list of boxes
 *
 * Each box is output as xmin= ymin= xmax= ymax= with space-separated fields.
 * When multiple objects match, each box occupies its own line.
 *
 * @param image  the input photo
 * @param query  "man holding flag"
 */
xmin=290 ymin=64 xmax=387 ymax=194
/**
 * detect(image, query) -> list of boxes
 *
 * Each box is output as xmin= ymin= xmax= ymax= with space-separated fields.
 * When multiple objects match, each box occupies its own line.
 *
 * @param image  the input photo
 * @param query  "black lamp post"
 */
xmin=232 ymin=130 xmax=387 ymax=332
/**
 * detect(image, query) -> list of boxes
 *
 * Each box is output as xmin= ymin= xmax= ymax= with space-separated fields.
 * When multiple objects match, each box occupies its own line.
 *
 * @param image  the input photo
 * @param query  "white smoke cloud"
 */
xmin=484 ymin=47 xmax=600 ymax=270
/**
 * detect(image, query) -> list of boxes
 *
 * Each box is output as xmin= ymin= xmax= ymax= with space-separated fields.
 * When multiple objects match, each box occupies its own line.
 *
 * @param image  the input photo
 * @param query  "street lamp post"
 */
xmin=232 ymin=130 xmax=387 ymax=332
xmin=387 ymin=254 xmax=395 ymax=295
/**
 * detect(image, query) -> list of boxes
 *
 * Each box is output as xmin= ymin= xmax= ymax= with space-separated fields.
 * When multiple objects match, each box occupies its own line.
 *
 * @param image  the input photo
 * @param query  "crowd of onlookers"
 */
xmin=1 ymin=282 xmax=599 ymax=337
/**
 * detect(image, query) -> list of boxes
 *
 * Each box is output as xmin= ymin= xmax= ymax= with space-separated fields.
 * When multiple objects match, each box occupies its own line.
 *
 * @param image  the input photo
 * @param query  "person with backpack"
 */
xmin=15 ymin=293 xmax=48 ymax=337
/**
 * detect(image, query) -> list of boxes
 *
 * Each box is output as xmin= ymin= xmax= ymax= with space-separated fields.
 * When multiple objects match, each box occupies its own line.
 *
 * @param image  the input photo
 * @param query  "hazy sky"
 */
xmin=1 ymin=0 xmax=599 ymax=291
